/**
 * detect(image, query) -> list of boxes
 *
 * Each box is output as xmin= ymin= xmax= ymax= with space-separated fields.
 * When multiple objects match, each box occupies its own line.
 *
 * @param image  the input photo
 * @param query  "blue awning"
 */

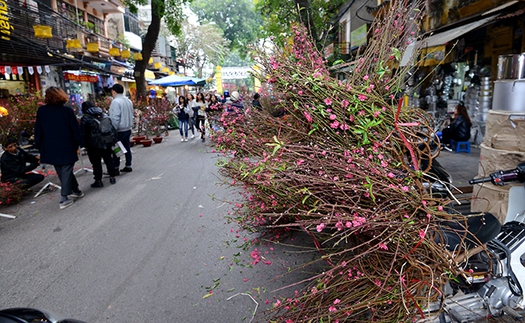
xmin=149 ymin=75 xmax=206 ymax=87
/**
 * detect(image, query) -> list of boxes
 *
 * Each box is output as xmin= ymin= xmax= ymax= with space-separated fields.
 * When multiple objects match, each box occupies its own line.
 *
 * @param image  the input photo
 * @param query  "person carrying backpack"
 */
xmin=80 ymin=101 xmax=118 ymax=188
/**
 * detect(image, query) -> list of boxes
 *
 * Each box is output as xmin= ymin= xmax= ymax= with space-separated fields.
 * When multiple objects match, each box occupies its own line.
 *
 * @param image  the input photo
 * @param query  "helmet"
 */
xmin=230 ymin=91 xmax=240 ymax=102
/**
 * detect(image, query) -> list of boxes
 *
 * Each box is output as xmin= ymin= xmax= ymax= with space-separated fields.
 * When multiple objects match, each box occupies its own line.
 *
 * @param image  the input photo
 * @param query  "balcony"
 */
xmin=80 ymin=0 xmax=125 ymax=14
xmin=2 ymin=0 xmax=126 ymax=66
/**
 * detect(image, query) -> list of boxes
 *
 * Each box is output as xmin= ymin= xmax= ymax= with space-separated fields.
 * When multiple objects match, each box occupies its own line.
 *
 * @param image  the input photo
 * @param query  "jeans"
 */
xmin=113 ymin=130 xmax=132 ymax=170
xmin=189 ymin=117 xmax=195 ymax=135
xmin=179 ymin=119 xmax=189 ymax=138
xmin=54 ymin=163 xmax=80 ymax=201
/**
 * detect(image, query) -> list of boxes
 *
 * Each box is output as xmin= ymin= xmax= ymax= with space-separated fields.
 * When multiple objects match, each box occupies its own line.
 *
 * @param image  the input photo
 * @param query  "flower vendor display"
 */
xmin=0 ymin=91 xmax=42 ymax=145
xmin=209 ymin=0 xmax=483 ymax=322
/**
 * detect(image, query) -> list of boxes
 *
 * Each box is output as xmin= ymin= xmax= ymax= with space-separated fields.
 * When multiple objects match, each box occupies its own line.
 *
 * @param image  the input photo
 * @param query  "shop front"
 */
xmin=0 ymin=65 xmax=42 ymax=103
xmin=63 ymin=71 xmax=101 ymax=109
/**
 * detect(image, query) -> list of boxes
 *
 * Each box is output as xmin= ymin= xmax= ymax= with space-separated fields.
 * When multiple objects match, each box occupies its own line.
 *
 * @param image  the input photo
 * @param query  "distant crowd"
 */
xmin=0 ymin=85 xmax=262 ymax=210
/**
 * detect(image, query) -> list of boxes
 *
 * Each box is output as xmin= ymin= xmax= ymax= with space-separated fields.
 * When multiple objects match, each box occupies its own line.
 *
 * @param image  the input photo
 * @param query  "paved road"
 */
xmin=0 ymin=132 xmax=317 ymax=322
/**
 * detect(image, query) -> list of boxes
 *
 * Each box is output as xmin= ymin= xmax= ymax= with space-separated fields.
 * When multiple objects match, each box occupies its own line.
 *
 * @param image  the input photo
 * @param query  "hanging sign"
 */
xmin=17 ymin=66 xmax=23 ymax=75
xmin=11 ymin=66 xmax=17 ymax=75
xmin=44 ymin=65 xmax=50 ymax=73
xmin=28 ymin=66 xmax=34 ymax=75
xmin=4 ymin=66 xmax=11 ymax=74
xmin=0 ymin=0 xmax=12 ymax=41
xmin=64 ymin=73 xmax=98 ymax=83
xmin=36 ymin=66 xmax=42 ymax=74
xmin=0 ymin=66 xmax=4 ymax=74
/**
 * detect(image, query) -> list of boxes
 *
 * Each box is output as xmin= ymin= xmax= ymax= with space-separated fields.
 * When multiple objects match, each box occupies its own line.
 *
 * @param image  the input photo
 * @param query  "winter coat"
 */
xmin=80 ymin=106 xmax=112 ymax=149
xmin=109 ymin=94 xmax=134 ymax=132
xmin=0 ymin=148 xmax=39 ymax=182
xmin=450 ymin=115 xmax=471 ymax=141
xmin=34 ymin=104 xmax=83 ymax=166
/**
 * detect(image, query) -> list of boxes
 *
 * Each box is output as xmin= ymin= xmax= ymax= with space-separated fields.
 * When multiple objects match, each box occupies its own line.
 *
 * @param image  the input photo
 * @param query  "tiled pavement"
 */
xmin=437 ymin=145 xmax=481 ymax=188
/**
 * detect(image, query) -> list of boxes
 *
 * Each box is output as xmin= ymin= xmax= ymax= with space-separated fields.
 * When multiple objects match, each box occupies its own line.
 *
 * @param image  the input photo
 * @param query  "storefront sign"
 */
xmin=419 ymin=45 xmax=446 ymax=66
xmin=0 ymin=0 xmax=12 ymax=41
xmin=64 ymin=73 xmax=98 ymax=83
xmin=351 ymin=24 xmax=368 ymax=48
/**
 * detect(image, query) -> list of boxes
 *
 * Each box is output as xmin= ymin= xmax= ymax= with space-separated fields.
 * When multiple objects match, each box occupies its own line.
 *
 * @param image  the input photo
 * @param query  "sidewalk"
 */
xmin=436 ymin=145 xmax=481 ymax=188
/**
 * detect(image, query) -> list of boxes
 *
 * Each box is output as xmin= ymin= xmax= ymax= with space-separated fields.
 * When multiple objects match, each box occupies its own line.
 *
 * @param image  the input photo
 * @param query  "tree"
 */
xmin=256 ymin=0 xmax=346 ymax=50
xmin=189 ymin=0 xmax=263 ymax=57
xmin=125 ymin=0 xmax=187 ymax=99
xmin=175 ymin=22 xmax=230 ymax=78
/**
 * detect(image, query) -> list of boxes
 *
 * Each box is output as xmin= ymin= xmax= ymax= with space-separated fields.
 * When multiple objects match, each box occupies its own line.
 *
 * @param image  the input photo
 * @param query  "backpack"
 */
xmin=91 ymin=115 xmax=118 ymax=149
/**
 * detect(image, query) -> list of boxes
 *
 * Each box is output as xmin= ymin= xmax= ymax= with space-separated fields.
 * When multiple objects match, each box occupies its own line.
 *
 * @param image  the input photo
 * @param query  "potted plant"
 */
xmin=149 ymin=98 xmax=171 ymax=143
xmin=141 ymin=139 xmax=153 ymax=147
xmin=133 ymin=97 xmax=149 ymax=141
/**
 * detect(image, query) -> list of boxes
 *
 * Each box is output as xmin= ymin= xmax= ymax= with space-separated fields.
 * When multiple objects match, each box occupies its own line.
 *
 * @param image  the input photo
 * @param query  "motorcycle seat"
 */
xmin=436 ymin=212 xmax=501 ymax=250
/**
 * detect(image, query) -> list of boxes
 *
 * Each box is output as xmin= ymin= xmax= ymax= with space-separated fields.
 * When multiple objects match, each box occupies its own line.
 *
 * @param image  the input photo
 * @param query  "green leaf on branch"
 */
xmin=376 ymin=61 xmax=389 ymax=79
xmin=308 ymin=123 xmax=318 ymax=135
xmin=391 ymin=47 xmax=401 ymax=61
xmin=363 ymin=176 xmax=376 ymax=202
xmin=265 ymin=136 xmax=284 ymax=156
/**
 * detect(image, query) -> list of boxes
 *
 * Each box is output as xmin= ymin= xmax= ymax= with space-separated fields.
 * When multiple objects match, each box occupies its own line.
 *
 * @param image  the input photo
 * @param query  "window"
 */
xmin=57 ymin=0 xmax=80 ymax=22
xmin=87 ymin=14 xmax=104 ymax=34
xmin=124 ymin=9 xmax=141 ymax=35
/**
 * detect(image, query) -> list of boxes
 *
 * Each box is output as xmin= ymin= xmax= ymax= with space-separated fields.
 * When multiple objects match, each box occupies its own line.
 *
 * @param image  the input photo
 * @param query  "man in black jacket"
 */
xmin=0 ymin=137 xmax=44 ymax=189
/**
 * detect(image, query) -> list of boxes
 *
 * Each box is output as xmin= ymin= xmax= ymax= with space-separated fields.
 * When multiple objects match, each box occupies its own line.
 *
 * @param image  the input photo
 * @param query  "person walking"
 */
xmin=109 ymin=84 xmax=134 ymax=173
xmin=207 ymin=94 xmax=223 ymax=132
xmin=34 ymin=86 xmax=84 ymax=209
xmin=80 ymin=101 xmax=118 ymax=188
xmin=194 ymin=92 xmax=207 ymax=141
xmin=174 ymin=95 xmax=190 ymax=142
xmin=186 ymin=93 xmax=196 ymax=139
xmin=0 ymin=136 xmax=44 ymax=189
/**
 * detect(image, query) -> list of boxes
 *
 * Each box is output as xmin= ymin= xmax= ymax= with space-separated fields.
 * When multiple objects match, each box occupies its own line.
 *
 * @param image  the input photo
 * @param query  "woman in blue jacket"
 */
xmin=34 ymin=87 xmax=84 ymax=209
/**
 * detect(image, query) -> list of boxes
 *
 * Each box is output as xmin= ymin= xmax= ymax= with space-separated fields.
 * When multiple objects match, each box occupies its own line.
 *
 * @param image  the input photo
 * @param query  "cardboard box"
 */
xmin=484 ymin=110 xmax=525 ymax=151
xmin=471 ymin=183 xmax=521 ymax=223
xmin=478 ymin=143 xmax=525 ymax=176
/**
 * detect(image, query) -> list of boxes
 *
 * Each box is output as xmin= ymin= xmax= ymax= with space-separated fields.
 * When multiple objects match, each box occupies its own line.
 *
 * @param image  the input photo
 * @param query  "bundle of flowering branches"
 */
xmin=210 ymin=1 xmax=485 ymax=322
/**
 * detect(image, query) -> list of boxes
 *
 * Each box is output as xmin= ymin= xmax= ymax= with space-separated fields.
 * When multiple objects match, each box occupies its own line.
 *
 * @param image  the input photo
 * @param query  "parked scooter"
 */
xmin=422 ymin=162 xmax=525 ymax=322
xmin=0 ymin=308 xmax=86 ymax=323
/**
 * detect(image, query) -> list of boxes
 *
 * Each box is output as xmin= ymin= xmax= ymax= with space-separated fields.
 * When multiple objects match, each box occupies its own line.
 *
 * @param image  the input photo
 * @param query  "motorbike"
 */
xmin=422 ymin=162 xmax=525 ymax=322
xmin=0 ymin=308 xmax=86 ymax=323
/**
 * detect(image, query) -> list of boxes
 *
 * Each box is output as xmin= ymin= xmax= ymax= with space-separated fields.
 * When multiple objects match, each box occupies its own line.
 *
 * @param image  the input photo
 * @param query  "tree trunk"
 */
xmin=134 ymin=0 xmax=163 ymax=101
xmin=294 ymin=0 xmax=319 ymax=49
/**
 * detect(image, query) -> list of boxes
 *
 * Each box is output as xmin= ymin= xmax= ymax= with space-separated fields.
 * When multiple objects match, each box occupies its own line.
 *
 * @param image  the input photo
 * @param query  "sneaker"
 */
xmin=181 ymin=138 xmax=184 ymax=142
xmin=184 ymin=138 xmax=188 ymax=142
xmin=191 ymin=134 xmax=195 ymax=139
xmin=121 ymin=167 xmax=133 ymax=172
xmin=69 ymin=191 xmax=85 ymax=198
xmin=91 ymin=181 xmax=104 ymax=188
xmin=110 ymin=177 xmax=116 ymax=185
xmin=59 ymin=199 xmax=75 ymax=209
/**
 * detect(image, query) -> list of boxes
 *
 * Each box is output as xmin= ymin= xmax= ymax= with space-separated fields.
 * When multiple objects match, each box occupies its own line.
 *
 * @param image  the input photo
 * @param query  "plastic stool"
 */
xmin=451 ymin=140 xmax=471 ymax=154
